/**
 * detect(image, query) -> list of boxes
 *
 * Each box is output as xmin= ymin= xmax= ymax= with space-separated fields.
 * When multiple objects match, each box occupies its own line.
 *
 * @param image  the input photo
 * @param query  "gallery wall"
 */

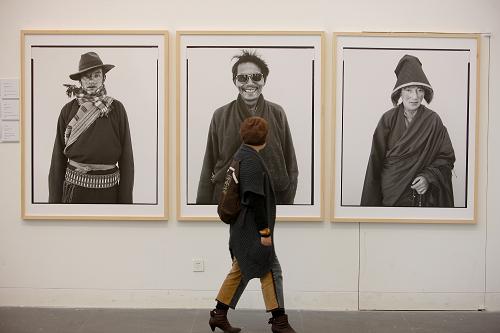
xmin=0 ymin=0 xmax=499 ymax=311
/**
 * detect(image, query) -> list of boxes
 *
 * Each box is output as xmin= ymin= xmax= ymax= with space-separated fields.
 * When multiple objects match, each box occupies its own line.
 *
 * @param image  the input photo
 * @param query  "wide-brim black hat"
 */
xmin=391 ymin=54 xmax=433 ymax=105
xmin=69 ymin=52 xmax=115 ymax=80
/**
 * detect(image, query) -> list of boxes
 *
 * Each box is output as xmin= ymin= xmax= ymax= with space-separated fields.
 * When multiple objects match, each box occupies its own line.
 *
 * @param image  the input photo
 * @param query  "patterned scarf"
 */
xmin=63 ymin=84 xmax=114 ymax=154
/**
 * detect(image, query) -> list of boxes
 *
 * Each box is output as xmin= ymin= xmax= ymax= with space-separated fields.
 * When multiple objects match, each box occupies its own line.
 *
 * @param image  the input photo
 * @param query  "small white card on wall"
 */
xmin=0 ymin=120 xmax=19 ymax=142
xmin=0 ymin=99 xmax=19 ymax=120
xmin=0 ymin=79 xmax=19 ymax=99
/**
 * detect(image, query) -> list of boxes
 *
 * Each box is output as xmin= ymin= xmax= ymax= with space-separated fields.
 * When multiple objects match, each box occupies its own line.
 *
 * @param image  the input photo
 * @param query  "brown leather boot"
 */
xmin=268 ymin=314 xmax=297 ymax=333
xmin=209 ymin=309 xmax=241 ymax=333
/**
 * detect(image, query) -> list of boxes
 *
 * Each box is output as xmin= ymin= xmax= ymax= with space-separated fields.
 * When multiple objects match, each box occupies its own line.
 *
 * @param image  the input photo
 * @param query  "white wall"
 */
xmin=0 ymin=0 xmax=499 ymax=311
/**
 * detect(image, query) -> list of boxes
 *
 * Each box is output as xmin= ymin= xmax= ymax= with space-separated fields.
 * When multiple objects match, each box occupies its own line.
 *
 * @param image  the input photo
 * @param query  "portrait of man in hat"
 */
xmin=360 ymin=54 xmax=455 ymax=207
xmin=22 ymin=32 xmax=167 ymax=219
xmin=48 ymin=51 xmax=134 ymax=204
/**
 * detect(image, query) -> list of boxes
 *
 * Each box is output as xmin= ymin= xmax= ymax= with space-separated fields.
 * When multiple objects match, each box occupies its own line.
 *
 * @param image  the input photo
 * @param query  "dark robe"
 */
xmin=196 ymin=95 xmax=298 ymax=205
xmin=48 ymin=99 xmax=134 ymax=204
xmin=229 ymin=145 xmax=276 ymax=282
xmin=361 ymin=104 xmax=455 ymax=207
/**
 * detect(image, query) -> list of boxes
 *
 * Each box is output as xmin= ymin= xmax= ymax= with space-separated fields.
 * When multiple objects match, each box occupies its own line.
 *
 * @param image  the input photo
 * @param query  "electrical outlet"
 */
xmin=192 ymin=259 xmax=204 ymax=272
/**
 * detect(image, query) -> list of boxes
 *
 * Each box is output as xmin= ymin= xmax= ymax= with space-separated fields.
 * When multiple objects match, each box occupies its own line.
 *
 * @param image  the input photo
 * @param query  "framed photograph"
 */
xmin=332 ymin=32 xmax=479 ymax=223
xmin=21 ymin=30 xmax=168 ymax=220
xmin=177 ymin=31 xmax=324 ymax=221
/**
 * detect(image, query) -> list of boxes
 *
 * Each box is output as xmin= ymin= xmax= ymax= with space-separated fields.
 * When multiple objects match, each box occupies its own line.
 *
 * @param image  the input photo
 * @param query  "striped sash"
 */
xmin=63 ymin=86 xmax=114 ymax=154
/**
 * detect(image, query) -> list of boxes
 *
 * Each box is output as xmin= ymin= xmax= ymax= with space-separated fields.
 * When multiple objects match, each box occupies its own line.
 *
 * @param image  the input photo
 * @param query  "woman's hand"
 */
xmin=261 ymin=237 xmax=273 ymax=247
xmin=411 ymin=176 xmax=429 ymax=194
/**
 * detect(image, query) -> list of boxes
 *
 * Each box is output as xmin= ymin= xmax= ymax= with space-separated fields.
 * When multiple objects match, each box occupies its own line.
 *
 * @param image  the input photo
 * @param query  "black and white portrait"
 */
xmin=178 ymin=32 xmax=323 ymax=220
xmin=21 ymin=31 xmax=168 ymax=219
xmin=333 ymin=33 xmax=479 ymax=223
xmin=49 ymin=51 xmax=134 ymax=205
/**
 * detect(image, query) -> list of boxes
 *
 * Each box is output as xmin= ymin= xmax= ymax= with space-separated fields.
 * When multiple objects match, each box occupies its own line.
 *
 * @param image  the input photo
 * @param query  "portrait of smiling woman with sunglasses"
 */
xmin=196 ymin=50 xmax=298 ymax=205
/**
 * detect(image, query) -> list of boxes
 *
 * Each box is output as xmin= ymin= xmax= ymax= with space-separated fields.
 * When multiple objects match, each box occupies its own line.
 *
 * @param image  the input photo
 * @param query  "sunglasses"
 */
xmin=235 ymin=73 xmax=264 ymax=83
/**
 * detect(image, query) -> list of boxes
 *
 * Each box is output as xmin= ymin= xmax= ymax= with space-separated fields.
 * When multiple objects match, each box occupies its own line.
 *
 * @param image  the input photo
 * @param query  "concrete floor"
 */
xmin=1 ymin=307 xmax=500 ymax=333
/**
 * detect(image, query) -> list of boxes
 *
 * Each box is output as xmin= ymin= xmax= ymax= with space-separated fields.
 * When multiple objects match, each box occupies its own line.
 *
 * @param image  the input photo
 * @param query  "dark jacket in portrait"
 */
xmin=229 ymin=144 xmax=276 ymax=282
xmin=196 ymin=95 xmax=298 ymax=205
xmin=48 ymin=99 xmax=134 ymax=203
xmin=361 ymin=104 xmax=455 ymax=207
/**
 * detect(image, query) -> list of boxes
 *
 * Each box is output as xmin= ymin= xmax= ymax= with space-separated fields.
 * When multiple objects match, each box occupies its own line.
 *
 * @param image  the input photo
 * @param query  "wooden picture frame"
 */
xmin=177 ymin=31 xmax=324 ymax=221
xmin=21 ymin=30 xmax=168 ymax=220
xmin=332 ymin=32 xmax=479 ymax=223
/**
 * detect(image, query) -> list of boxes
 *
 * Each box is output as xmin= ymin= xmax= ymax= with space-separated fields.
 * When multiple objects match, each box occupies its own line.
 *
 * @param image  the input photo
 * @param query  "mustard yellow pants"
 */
xmin=216 ymin=255 xmax=284 ymax=311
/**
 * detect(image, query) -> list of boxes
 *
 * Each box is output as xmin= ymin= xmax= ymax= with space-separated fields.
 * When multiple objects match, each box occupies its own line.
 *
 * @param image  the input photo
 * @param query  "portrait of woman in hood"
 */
xmin=361 ymin=54 xmax=456 ymax=207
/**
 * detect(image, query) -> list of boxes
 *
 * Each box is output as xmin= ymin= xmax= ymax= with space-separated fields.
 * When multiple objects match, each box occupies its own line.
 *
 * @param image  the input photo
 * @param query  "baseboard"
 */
xmin=485 ymin=292 xmax=500 ymax=310
xmin=0 ymin=288 xmax=358 ymax=310
xmin=4 ymin=288 xmax=492 ymax=311
xmin=359 ymin=292 xmax=485 ymax=310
